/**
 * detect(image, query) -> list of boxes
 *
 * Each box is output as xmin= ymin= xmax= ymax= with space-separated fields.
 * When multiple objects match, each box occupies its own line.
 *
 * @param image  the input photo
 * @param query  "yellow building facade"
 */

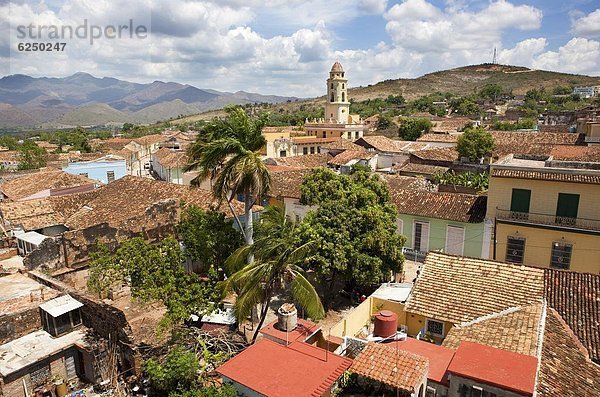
xmin=487 ymin=156 xmax=600 ymax=274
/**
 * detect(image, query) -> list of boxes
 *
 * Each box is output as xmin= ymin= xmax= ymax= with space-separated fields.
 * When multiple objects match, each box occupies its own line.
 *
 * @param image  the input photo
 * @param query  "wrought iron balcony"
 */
xmin=495 ymin=208 xmax=600 ymax=232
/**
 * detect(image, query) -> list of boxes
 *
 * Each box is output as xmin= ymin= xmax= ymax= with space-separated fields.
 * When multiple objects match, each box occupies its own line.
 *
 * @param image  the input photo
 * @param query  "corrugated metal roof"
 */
xmin=39 ymin=294 xmax=83 ymax=317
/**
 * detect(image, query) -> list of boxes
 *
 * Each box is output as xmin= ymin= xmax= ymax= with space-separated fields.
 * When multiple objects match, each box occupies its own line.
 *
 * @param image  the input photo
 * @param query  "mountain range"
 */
xmin=0 ymin=72 xmax=299 ymax=128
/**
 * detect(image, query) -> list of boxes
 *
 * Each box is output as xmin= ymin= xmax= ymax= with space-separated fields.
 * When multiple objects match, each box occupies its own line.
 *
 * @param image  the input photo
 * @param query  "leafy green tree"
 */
xmin=386 ymin=95 xmax=405 ymax=105
xmin=0 ymin=135 xmax=19 ymax=150
xmin=169 ymin=385 xmax=237 ymax=397
xmin=398 ymin=117 xmax=432 ymax=141
xmin=87 ymin=237 xmax=222 ymax=327
xmin=456 ymin=127 xmax=495 ymax=161
xmin=222 ymin=204 xmax=324 ymax=343
xmin=145 ymin=347 xmax=199 ymax=394
xmin=18 ymin=140 xmax=47 ymax=170
xmin=553 ymin=86 xmax=572 ymax=95
xmin=479 ymin=84 xmax=503 ymax=101
xmin=297 ymin=168 xmax=405 ymax=304
xmin=376 ymin=115 xmax=393 ymax=130
xmin=185 ymin=106 xmax=270 ymax=250
xmin=177 ymin=206 xmax=243 ymax=272
xmin=457 ymin=100 xmax=480 ymax=115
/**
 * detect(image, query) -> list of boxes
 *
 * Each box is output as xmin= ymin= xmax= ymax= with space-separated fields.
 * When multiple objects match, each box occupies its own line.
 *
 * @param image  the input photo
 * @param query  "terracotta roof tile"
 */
xmin=490 ymin=168 xmax=600 ymax=184
xmin=269 ymin=154 xmax=330 ymax=169
xmin=395 ymin=163 xmax=449 ymax=176
xmin=389 ymin=189 xmax=486 ymax=223
xmin=405 ymin=253 xmax=544 ymax=324
xmin=328 ymin=150 xmax=375 ymax=166
xmin=319 ymin=139 xmax=364 ymax=151
xmin=537 ymin=309 xmax=600 ymax=396
xmin=0 ymin=169 xmax=99 ymax=201
xmin=356 ymin=136 xmax=428 ymax=153
xmin=64 ymin=176 xmax=244 ymax=230
xmin=381 ymin=175 xmax=430 ymax=191
xmin=268 ymin=168 xmax=312 ymax=199
xmin=410 ymin=147 xmax=458 ymax=162
xmin=544 ymin=269 xmax=600 ymax=363
xmin=550 ymin=145 xmax=600 ymax=162
xmin=431 ymin=118 xmax=473 ymax=133
xmin=350 ymin=343 xmax=428 ymax=392
xmin=492 ymin=131 xmax=581 ymax=157
xmin=442 ymin=303 xmax=544 ymax=356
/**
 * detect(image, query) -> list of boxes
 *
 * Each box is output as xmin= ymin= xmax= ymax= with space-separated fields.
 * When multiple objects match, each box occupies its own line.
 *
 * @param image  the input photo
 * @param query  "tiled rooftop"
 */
xmin=389 ymin=188 xmax=487 ymax=223
xmin=350 ymin=342 xmax=428 ymax=392
xmin=64 ymin=176 xmax=244 ymax=230
xmin=410 ymin=147 xmax=458 ymax=162
xmin=319 ymin=139 xmax=364 ymax=151
xmin=405 ymin=253 xmax=544 ymax=324
xmin=442 ymin=303 xmax=544 ymax=357
xmin=328 ymin=150 xmax=375 ymax=166
xmin=544 ymin=269 xmax=600 ymax=363
xmin=490 ymin=167 xmax=600 ymax=184
xmin=267 ymin=153 xmax=330 ymax=169
xmin=0 ymin=169 xmax=99 ymax=201
xmin=268 ymin=168 xmax=312 ymax=199
xmin=536 ymin=309 xmax=600 ymax=396
xmin=395 ymin=163 xmax=449 ymax=176
xmin=356 ymin=136 xmax=429 ymax=153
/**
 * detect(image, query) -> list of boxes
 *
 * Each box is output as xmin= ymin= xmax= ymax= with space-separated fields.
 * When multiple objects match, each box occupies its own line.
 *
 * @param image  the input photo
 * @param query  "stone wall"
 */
xmin=28 ymin=271 xmax=143 ymax=377
xmin=23 ymin=199 xmax=180 ymax=272
xmin=0 ymin=307 xmax=41 ymax=345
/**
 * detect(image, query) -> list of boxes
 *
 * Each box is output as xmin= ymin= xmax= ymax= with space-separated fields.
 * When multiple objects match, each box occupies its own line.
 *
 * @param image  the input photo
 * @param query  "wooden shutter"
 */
xmin=445 ymin=225 xmax=465 ymax=256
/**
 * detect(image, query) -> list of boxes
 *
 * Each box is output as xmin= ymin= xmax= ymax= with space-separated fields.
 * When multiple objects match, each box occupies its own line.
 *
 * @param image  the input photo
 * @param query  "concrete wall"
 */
xmin=487 ymin=174 xmax=600 ymax=274
xmin=398 ymin=214 xmax=485 ymax=258
xmin=448 ymin=374 xmax=527 ymax=397
xmin=405 ymin=312 xmax=454 ymax=344
xmin=329 ymin=297 xmax=407 ymax=338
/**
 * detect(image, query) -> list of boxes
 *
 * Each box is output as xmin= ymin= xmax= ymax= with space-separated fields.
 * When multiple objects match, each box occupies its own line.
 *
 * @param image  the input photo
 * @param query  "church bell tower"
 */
xmin=325 ymin=62 xmax=350 ymax=124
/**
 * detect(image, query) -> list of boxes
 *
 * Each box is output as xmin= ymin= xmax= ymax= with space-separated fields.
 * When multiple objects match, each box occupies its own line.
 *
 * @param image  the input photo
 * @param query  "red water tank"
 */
xmin=373 ymin=310 xmax=398 ymax=338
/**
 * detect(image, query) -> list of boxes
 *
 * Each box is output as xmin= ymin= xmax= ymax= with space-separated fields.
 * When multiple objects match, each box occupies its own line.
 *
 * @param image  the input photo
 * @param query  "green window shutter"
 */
xmin=510 ymin=189 xmax=531 ymax=213
xmin=556 ymin=193 xmax=579 ymax=219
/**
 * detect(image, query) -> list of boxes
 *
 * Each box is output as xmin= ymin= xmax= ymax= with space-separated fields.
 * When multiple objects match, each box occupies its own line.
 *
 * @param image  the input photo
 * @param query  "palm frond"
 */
xmin=289 ymin=270 xmax=325 ymax=320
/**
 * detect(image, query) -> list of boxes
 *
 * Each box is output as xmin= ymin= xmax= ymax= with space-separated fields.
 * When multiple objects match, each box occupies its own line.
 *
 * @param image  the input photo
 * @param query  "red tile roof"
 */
xmin=389 ymin=188 xmax=487 ymax=223
xmin=328 ymin=150 xmax=376 ymax=166
xmin=491 ymin=167 xmax=600 ymax=184
xmin=537 ymin=309 xmax=600 ymax=396
xmin=410 ymin=147 xmax=458 ymax=162
xmin=259 ymin=319 xmax=319 ymax=345
xmin=391 ymin=338 xmax=455 ymax=385
xmin=268 ymin=168 xmax=312 ymax=199
xmin=350 ymin=342 xmax=428 ymax=392
xmin=448 ymin=341 xmax=537 ymax=396
xmin=217 ymin=339 xmax=352 ymax=397
xmin=544 ymin=269 xmax=600 ymax=363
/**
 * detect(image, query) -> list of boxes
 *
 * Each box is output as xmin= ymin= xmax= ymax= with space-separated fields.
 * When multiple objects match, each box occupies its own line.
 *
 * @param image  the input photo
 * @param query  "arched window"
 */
xmin=330 ymin=93 xmax=334 ymax=102
xmin=342 ymin=92 xmax=346 ymax=102
xmin=342 ymin=84 xmax=345 ymax=89
xmin=330 ymin=83 xmax=333 ymax=89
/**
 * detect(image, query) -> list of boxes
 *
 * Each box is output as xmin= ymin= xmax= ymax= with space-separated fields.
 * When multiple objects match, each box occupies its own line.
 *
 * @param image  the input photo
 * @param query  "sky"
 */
xmin=1 ymin=0 xmax=599 ymax=97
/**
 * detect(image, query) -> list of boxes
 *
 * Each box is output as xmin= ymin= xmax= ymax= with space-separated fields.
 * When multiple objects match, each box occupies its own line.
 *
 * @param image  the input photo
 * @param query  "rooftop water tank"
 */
xmin=373 ymin=310 xmax=398 ymax=338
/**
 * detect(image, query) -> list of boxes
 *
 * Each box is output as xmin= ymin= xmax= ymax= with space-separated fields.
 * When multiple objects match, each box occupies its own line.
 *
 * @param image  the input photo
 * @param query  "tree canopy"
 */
xmin=297 ymin=168 xmax=405 ymax=300
xmin=398 ymin=117 xmax=432 ymax=141
xmin=456 ymin=126 xmax=495 ymax=162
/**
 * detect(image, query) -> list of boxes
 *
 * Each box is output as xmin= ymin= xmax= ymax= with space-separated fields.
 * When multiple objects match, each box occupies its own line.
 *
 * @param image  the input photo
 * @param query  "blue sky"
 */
xmin=1 ymin=0 xmax=599 ymax=96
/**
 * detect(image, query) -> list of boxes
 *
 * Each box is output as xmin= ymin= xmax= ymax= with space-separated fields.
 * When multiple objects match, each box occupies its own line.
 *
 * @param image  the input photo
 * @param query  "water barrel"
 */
xmin=277 ymin=303 xmax=297 ymax=331
xmin=373 ymin=310 xmax=398 ymax=338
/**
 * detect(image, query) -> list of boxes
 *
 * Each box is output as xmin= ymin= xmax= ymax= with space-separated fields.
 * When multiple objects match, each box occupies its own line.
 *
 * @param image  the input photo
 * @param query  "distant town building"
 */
xmin=573 ymin=85 xmax=600 ymax=98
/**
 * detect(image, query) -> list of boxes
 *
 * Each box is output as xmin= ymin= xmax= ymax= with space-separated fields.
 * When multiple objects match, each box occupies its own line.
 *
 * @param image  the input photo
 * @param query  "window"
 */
xmin=79 ymin=172 xmax=88 ymax=178
xmin=310 ymin=147 xmax=315 ymax=154
xmin=426 ymin=386 xmax=437 ymax=397
xmin=471 ymin=385 xmax=483 ymax=397
xmin=426 ymin=319 xmax=444 ymax=336
xmin=551 ymin=242 xmax=572 ymax=269
xmin=322 ymin=131 xmax=326 ymax=138
xmin=330 ymin=83 xmax=333 ymax=89
xmin=330 ymin=94 xmax=334 ymax=102
xmin=342 ymin=92 xmax=346 ymax=101
xmin=506 ymin=236 xmax=525 ymax=264
xmin=445 ymin=225 xmax=465 ymax=256
xmin=413 ymin=221 xmax=430 ymax=252
xmin=303 ymin=147 xmax=308 ymax=155
xmin=71 ymin=308 xmax=82 ymax=326
xmin=107 ymin=170 xmax=115 ymax=183
xmin=510 ymin=188 xmax=531 ymax=214
xmin=279 ymin=150 xmax=287 ymax=157
xmin=556 ymin=193 xmax=579 ymax=224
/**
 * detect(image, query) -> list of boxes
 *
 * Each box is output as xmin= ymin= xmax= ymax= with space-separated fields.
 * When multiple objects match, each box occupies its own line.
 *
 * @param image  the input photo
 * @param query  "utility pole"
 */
xmin=492 ymin=47 xmax=497 ymax=65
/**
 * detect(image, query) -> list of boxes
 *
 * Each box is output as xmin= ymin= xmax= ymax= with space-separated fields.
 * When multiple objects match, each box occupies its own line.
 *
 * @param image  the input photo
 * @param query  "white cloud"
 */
xmin=572 ymin=9 xmax=600 ymax=38
xmin=357 ymin=0 xmax=388 ymax=14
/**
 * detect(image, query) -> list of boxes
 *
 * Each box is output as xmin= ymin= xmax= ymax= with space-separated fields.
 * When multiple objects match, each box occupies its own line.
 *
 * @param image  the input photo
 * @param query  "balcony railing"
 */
xmin=496 ymin=208 xmax=600 ymax=232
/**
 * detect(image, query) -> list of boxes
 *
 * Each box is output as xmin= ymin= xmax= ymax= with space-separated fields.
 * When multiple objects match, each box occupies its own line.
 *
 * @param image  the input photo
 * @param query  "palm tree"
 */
xmin=185 ymin=106 xmax=270 ymax=247
xmin=222 ymin=204 xmax=325 ymax=343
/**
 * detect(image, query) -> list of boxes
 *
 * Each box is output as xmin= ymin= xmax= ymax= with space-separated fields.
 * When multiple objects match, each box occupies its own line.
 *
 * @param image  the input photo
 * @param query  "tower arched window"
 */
xmin=342 ymin=84 xmax=345 ymax=89
xmin=330 ymin=93 xmax=334 ymax=102
xmin=342 ymin=92 xmax=345 ymax=102
xmin=330 ymin=83 xmax=333 ymax=89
